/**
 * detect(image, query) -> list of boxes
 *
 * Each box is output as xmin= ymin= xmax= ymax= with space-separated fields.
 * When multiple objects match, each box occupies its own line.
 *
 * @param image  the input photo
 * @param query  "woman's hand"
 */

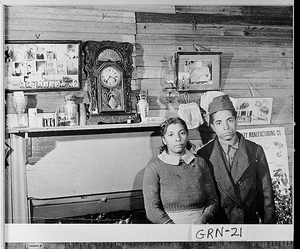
xmin=194 ymin=211 xmax=213 ymax=224
xmin=165 ymin=219 xmax=175 ymax=224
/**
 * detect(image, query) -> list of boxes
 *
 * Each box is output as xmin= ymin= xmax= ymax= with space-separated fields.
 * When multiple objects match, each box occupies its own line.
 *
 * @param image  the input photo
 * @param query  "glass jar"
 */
xmin=137 ymin=90 xmax=149 ymax=123
xmin=160 ymin=55 xmax=177 ymax=91
xmin=159 ymin=56 xmax=179 ymax=118
xmin=64 ymin=94 xmax=78 ymax=126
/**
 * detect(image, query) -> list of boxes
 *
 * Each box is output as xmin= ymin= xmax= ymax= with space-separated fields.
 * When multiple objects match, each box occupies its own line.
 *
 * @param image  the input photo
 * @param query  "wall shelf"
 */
xmin=6 ymin=122 xmax=161 ymax=136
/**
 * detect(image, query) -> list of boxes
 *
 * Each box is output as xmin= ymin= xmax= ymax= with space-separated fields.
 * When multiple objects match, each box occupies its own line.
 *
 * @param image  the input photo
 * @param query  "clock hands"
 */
xmin=107 ymin=76 xmax=117 ymax=82
xmin=101 ymin=66 xmax=120 ymax=89
xmin=103 ymin=76 xmax=117 ymax=86
xmin=107 ymin=76 xmax=117 ymax=87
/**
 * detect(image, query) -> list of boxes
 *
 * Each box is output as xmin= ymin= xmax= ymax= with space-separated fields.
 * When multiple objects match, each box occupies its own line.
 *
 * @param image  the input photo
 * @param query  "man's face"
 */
xmin=210 ymin=110 xmax=237 ymax=143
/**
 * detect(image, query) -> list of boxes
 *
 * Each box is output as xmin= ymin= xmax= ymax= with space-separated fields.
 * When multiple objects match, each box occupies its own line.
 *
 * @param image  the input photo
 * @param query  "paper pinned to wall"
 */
xmin=178 ymin=102 xmax=203 ymax=129
xmin=239 ymin=127 xmax=291 ymax=195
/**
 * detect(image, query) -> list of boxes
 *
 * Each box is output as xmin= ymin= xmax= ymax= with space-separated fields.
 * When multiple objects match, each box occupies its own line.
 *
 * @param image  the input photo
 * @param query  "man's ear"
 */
xmin=210 ymin=123 xmax=216 ymax=133
xmin=234 ymin=117 xmax=238 ymax=125
xmin=162 ymin=137 xmax=166 ymax=145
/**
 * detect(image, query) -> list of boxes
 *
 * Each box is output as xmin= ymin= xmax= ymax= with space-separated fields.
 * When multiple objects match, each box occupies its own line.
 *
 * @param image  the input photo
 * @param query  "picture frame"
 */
xmin=235 ymin=97 xmax=273 ymax=125
xmin=4 ymin=40 xmax=82 ymax=92
xmin=176 ymin=52 xmax=222 ymax=92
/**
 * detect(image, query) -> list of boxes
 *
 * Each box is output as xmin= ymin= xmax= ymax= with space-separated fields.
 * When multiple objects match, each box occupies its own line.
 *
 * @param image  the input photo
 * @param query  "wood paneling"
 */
xmin=5 ymin=6 xmax=136 ymax=41
xmin=175 ymin=6 xmax=293 ymax=18
xmin=138 ymin=6 xmax=293 ymax=26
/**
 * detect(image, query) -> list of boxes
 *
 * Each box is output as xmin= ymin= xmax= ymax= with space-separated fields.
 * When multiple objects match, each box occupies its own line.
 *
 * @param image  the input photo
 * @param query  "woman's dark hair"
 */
xmin=159 ymin=117 xmax=194 ymax=153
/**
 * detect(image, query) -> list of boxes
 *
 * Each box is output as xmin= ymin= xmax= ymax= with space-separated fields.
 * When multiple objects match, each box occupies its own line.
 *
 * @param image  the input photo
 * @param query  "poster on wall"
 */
xmin=239 ymin=127 xmax=292 ymax=224
xmin=236 ymin=97 xmax=273 ymax=125
xmin=239 ymin=127 xmax=290 ymax=194
xmin=4 ymin=40 xmax=82 ymax=91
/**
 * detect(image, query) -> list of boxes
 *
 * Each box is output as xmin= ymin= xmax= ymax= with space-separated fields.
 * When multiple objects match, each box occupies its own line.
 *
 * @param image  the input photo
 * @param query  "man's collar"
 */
xmin=218 ymin=134 xmax=239 ymax=152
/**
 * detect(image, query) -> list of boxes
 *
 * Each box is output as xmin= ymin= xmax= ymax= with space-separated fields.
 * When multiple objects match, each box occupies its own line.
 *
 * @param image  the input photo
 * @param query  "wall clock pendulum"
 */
xmin=83 ymin=40 xmax=134 ymax=124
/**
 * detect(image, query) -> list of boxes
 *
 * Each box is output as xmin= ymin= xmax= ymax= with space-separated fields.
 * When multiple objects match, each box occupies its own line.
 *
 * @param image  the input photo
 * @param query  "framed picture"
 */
xmin=176 ymin=52 xmax=222 ymax=92
xmin=235 ymin=97 xmax=273 ymax=125
xmin=4 ymin=40 xmax=82 ymax=91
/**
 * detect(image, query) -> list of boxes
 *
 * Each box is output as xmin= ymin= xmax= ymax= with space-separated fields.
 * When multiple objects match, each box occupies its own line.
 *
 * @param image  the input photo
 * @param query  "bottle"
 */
xmin=137 ymin=90 xmax=149 ymax=123
xmin=160 ymin=55 xmax=177 ymax=91
xmin=64 ymin=94 xmax=78 ymax=126
xmin=78 ymin=103 xmax=87 ymax=126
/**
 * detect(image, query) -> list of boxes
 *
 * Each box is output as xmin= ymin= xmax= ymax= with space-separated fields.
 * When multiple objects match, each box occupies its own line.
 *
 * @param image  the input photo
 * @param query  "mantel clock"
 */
xmin=83 ymin=40 xmax=134 ymax=124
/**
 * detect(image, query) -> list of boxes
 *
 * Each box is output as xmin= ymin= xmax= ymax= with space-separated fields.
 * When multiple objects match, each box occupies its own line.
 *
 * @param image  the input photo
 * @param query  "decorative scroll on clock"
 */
xmin=83 ymin=40 xmax=134 ymax=124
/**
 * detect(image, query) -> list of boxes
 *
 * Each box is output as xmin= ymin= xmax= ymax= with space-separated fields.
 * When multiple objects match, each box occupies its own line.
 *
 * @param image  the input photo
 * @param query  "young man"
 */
xmin=197 ymin=94 xmax=277 ymax=224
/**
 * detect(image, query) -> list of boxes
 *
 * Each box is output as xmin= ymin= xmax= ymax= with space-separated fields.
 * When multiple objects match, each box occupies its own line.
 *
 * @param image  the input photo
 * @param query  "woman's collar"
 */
xmin=158 ymin=149 xmax=195 ymax=165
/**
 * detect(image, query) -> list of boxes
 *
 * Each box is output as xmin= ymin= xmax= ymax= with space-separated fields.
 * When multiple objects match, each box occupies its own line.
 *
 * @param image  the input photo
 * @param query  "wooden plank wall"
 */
xmin=135 ymin=6 xmax=294 ymax=183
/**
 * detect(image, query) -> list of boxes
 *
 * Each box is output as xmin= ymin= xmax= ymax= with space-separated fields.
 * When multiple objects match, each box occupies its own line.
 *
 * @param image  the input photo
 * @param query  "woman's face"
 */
xmin=210 ymin=110 xmax=237 ymax=143
xmin=162 ymin=123 xmax=188 ymax=156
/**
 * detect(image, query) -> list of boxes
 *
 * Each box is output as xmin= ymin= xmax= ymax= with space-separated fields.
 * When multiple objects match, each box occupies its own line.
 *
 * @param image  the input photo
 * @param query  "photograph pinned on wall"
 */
xmin=176 ymin=52 xmax=222 ymax=91
xmin=67 ymin=44 xmax=79 ymax=59
xmin=236 ymin=97 xmax=273 ymax=125
xmin=26 ymin=61 xmax=36 ymax=76
xmin=4 ymin=40 xmax=82 ymax=92
xmin=36 ymin=45 xmax=46 ymax=60
xmin=45 ymin=44 xmax=57 ymax=60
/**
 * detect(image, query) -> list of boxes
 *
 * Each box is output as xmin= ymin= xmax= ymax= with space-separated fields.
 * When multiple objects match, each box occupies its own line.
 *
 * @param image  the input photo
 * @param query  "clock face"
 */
xmin=100 ymin=65 xmax=122 ymax=88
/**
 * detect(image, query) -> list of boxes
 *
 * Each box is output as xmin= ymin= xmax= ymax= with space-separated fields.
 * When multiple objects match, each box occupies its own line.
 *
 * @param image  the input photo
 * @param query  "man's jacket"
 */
xmin=197 ymin=132 xmax=277 ymax=224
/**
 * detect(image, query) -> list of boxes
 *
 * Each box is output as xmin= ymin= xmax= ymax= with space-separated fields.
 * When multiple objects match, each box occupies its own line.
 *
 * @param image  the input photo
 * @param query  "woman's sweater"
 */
xmin=143 ymin=152 xmax=219 ymax=224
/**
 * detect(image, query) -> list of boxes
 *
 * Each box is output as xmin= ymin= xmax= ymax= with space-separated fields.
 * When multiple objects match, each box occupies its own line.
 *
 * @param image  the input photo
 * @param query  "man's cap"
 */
xmin=208 ymin=94 xmax=236 ymax=115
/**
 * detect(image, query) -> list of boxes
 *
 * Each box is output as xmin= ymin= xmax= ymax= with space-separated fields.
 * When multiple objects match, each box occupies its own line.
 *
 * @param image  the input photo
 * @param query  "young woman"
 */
xmin=143 ymin=117 xmax=218 ymax=224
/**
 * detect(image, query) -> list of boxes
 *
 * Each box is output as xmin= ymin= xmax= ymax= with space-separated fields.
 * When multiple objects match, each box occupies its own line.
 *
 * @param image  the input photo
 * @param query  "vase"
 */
xmin=64 ymin=94 xmax=78 ymax=126
xmin=159 ymin=56 xmax=179 ymax=118
xmin=12 ymin=91 xmax=28 ymax=127
xmin=137 ymin=90 xmax=149 ymax=123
